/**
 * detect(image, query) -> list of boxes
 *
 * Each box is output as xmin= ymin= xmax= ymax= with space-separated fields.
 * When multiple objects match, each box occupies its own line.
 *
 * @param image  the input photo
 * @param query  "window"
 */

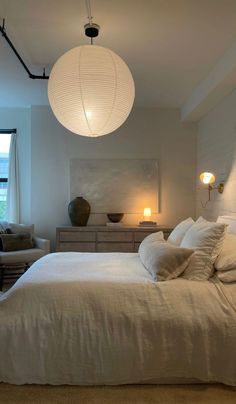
xmin=0 ymin=133 xmax=11 ymax=220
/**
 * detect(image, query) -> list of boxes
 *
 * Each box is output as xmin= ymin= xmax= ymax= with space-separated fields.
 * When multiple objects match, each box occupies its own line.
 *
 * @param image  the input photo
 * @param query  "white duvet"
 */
xmin=0 ymin=252 xmax=235 ymax=386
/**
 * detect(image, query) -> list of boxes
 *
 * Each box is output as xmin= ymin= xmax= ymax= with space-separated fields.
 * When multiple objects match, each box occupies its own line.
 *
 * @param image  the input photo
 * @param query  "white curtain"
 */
xmin=7 ymin=133 xmax=20 ymax=223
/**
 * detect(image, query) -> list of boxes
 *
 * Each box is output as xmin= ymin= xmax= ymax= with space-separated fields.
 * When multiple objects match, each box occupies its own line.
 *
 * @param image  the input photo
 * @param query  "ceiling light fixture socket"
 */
xmin=84 ymin=23 xmax=100 ymax=38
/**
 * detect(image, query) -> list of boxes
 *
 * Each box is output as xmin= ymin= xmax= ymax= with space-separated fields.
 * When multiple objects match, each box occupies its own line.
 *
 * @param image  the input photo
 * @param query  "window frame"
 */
xmin=0 ymin=129 xmax=16 ymax=220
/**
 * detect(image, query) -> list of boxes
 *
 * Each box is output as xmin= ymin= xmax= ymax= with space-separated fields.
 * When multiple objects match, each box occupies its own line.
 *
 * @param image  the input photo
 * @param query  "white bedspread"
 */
xmin=0 ymin=252 xmax=235 ymax=386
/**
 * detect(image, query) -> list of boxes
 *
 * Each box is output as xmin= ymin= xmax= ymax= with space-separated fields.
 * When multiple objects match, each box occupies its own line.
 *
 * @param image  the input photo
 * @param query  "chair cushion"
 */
xmin=0 ymin=227 xmax=12 ymax=250
xmin=0 ymin=233 xmax=34 ymax=252
xmin=0 ymin=221 xmax=9 ymax=231
xmin=9 ymin=223 xmax=34 ymax=238
xmin=0 ymin=248 xmax=45 ymax=265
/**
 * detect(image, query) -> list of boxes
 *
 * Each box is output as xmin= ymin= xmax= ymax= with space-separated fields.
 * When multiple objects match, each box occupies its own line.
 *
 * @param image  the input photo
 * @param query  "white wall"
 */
xmin=196 ymin=88 xmax=236 ymax=220
xmin=0 ymin=107 xmax=31 ymax=224
xmin=31 ymin=106 xmax=196 ymax=249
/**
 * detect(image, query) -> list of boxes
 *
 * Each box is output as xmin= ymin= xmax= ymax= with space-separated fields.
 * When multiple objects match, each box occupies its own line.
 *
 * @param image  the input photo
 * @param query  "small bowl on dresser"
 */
xmin=107 ymin=213 xmax=124 ymax=223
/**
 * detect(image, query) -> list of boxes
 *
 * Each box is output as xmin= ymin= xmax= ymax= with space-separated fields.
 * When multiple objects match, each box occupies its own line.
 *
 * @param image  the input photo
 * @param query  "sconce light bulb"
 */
xmin=200 ymin=172 xmax=216 ymax=185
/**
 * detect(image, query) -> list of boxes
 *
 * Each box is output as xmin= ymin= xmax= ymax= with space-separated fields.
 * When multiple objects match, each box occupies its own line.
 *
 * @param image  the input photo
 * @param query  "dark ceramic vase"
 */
xmin=68 ymin=197 xmax=91 ymax=226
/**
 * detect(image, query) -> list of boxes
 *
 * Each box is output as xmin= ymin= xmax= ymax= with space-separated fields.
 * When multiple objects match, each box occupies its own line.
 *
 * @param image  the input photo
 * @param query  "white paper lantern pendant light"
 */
xmin=48 ymin=4 xmax=135 ymax=137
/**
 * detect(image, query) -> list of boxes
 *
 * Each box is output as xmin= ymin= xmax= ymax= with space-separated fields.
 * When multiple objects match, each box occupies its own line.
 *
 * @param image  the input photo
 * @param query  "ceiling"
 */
xmin=1 ymin=0 xmax=236 ymax=109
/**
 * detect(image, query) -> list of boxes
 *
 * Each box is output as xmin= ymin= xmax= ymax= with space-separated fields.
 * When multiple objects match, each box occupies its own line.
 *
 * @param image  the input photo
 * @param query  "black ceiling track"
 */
xmin=0 ymin=19 xmax=49 ymax=80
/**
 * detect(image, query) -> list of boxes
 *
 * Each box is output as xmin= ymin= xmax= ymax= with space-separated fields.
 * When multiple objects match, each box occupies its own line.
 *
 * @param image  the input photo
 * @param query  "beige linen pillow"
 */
xmin=0 ymin=233 xmax=34 ymax=252
xmin=215 ymin=233 xmax=236 ymax=271
xmin=139 ymin=236 xmax=194 ymax=281
xmin=9 ymin=223 xmax=34 ymax=238
xmin=181 ymin=217 xmax=227 ymax=280
xmin=168 ymin=217 xmax=194 ymax=246
xmin=216 ymin=269 xmax=236 ymax=283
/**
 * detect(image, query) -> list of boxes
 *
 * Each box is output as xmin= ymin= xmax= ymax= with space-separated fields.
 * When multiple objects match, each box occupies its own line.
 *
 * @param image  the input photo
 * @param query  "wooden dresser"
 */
xmin=56 ymin=226 xmax=172 ymax=253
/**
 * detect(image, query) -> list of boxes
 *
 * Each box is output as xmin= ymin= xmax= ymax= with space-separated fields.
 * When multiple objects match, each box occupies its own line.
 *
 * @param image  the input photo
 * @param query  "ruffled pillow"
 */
xmin=181 ymin=217 xmax=227 ymax=280
xmin=215 ymin=233 xmax=236 ymax=271
xmin=216 ymin=269 xmax=236 ymax=283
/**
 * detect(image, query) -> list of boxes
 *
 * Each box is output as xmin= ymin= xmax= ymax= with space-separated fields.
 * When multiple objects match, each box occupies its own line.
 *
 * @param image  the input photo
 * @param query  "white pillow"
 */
xmin=217 ymin=216 xmax=236 ymax=234
xmin=140 ymin=231 xmax=165 ymax=246
xmin=215 ymin=233 xmax=236 ymax=271
xmin=181 ymin=217 xmax=227 ymax=280
xmin=139 ymin=236 xmax=194 ymax=282
xmin=168 ymin=217 xmax=194 ymax=246
xmin=216 ymin=269 xmax=236 ymax=283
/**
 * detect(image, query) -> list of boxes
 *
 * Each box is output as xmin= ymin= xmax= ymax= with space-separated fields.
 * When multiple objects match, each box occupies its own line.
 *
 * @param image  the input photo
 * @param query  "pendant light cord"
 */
xmin=85 ymin=0 xmax=93 ymax=25
xmin=85 ymin=0 xmax=98 ymax=45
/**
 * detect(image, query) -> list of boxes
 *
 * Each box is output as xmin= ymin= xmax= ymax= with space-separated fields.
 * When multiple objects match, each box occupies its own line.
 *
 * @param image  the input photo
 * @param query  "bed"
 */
xmin=0 ymin=220 xmax=235 ymax=386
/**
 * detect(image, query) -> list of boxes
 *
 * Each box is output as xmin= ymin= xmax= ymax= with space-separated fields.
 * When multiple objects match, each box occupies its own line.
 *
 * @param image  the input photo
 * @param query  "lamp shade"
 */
xmin=48 ymin=45 xmax=135 ymax=137
xmin=200 ymin=172 xmax=216 ymax=185
xmin=144 ymin=208 xmax=152 ymax=217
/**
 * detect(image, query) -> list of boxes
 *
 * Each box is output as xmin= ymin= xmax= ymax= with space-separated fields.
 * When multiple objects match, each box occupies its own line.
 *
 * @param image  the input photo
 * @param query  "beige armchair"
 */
xmin=0 ymin=222 xmax=50 ymax=290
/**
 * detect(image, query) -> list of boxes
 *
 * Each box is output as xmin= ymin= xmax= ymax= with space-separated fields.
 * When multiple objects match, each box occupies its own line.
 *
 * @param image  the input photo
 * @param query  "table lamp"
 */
xmin=139 ymin=208 xmax=157 ymax=226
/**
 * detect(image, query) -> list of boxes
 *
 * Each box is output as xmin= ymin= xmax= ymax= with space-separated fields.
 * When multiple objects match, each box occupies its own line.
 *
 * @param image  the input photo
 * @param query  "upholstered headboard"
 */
xmin=217 ymin=216 xmax=236 ymax=234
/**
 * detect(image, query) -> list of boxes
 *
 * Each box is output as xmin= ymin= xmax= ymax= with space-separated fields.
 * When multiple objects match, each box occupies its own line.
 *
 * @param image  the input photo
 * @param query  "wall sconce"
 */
xmin=139 ymin=207 xmax=157 ymax=227
xmin=200 ymin=172 xmax=224 ymax=208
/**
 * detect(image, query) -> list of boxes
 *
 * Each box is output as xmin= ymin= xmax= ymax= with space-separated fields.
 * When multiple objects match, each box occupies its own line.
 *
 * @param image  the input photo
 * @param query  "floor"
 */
xmin=0 ymin=384 xmax=235 ymax=404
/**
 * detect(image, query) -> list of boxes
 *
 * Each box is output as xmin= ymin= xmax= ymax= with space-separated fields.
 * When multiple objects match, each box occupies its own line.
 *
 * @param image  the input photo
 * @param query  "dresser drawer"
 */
xmin=97 ymin=242 xmax=133 ymax=252
xmin=59 ymin=231 xmax=96 ymax=242
xmin=134 ymin=230 xmax=158 ymax=242
xmin=97 ymin=231 xmax=133 ymax=242
xmin=58 ymin=242 xmax=96 ymax=252
xmin=56 ymin=226 xmax=173 ymax=253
